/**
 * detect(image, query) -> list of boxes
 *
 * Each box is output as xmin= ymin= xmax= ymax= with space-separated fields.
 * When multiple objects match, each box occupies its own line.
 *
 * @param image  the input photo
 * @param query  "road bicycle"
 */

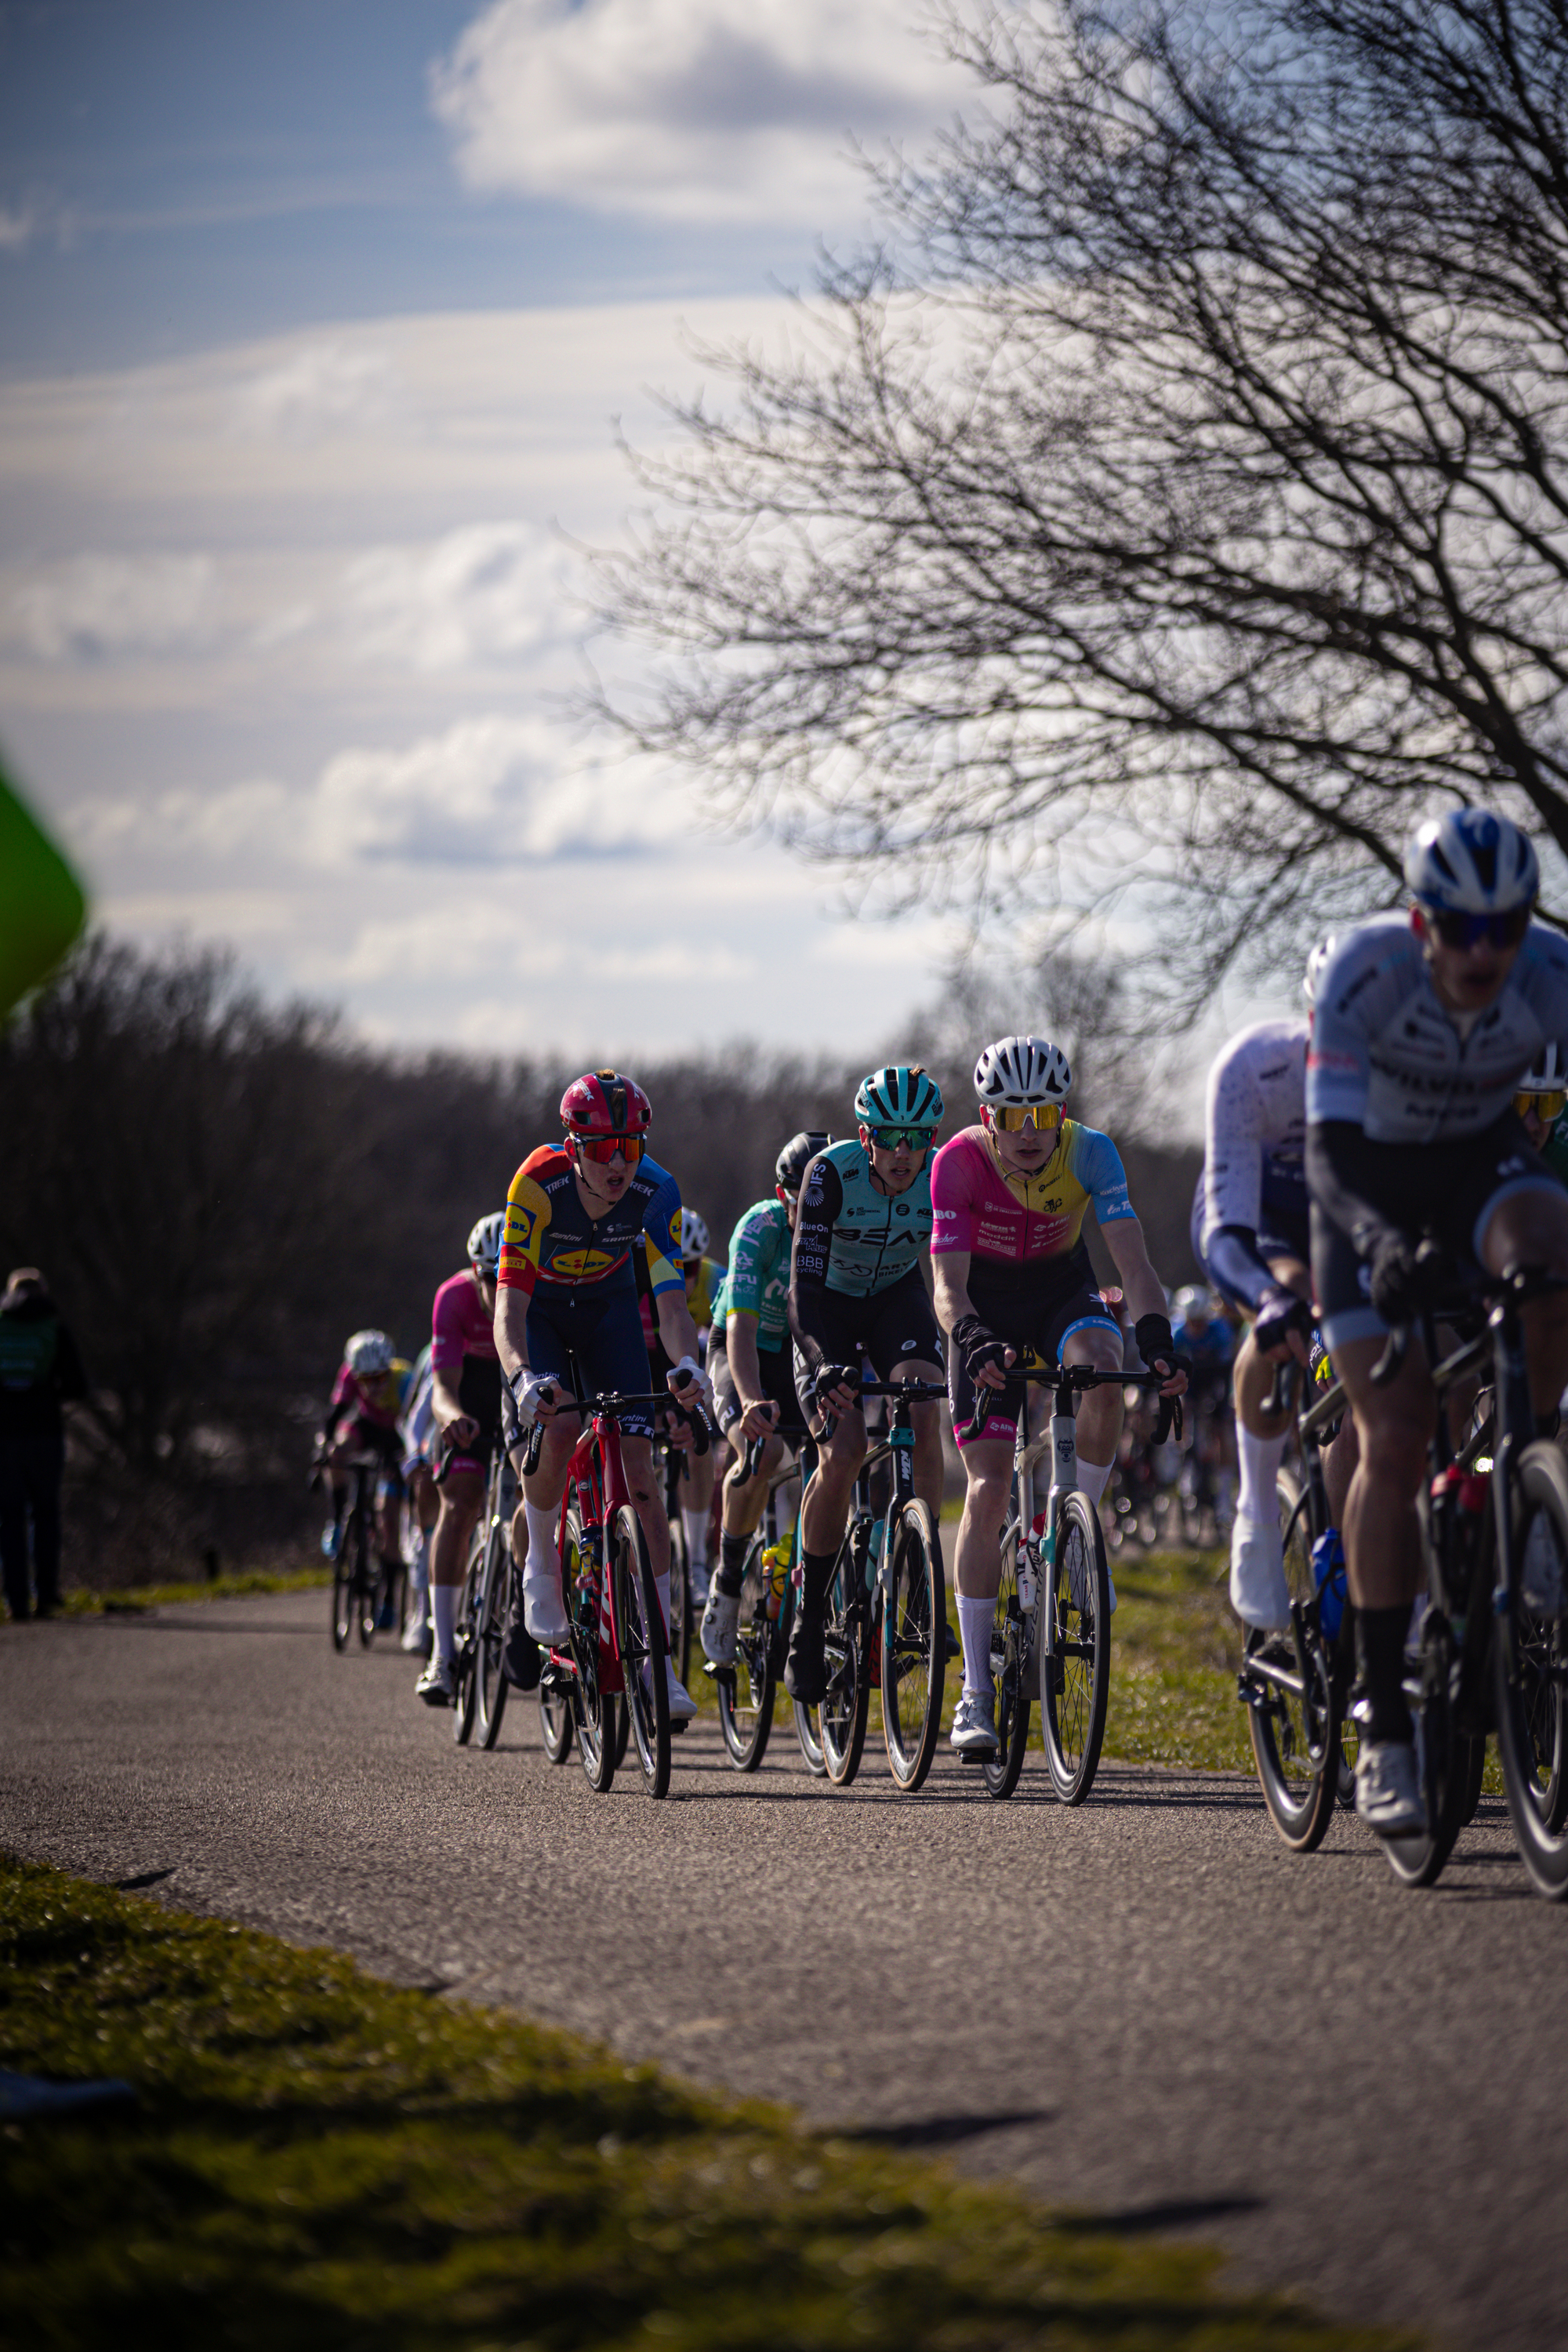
xmin=1236 ymin=1355 xmax=1359 ymax=1851
xmin=789 ymin=1377 xmax=950 ymax=1793
xmin=524 ymin=1379 xmax=713 ymax=1800
xmin=703 ymin=1432 xmax=803 ymax=1771
xmin=656 ymin=1418 xmax=696 ymax=1690
xmin=1364 ymin=1258 xmax=1568 ymax=1898
xmin=451 ymin=1436 xmax=517 ymax=1751
xmin=968 ymin=1361 xmax=1178 ymax=1804
xmin=318 ymin=1449 xmax=401 ymax=1653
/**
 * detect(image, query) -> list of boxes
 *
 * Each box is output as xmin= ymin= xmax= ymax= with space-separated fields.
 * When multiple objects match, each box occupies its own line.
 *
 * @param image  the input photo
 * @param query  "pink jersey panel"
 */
xmin=430 ymin=1269 xmax=499 ymax=1374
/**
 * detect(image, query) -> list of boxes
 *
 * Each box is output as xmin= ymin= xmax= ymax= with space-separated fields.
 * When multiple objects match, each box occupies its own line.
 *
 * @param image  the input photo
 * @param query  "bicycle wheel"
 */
xmin=353 ymin=1513 xmax=377 ymax=1650
xmin=666 ymin=1506 xmax=693 ymax=1689
xmin=819 ymin=1548 xmax=870 ymax=1787
xmin=539 ymin=1674 xmax=574 ymax=1763
xmin=982 ymin=1519 xmax=1031 ymax=1801
xmin=1244 ymin=1470 xmax=1341 ymax=1853
xmin=568 ymin=1513 xmax=615 ymax=1794
xmin=1495 ymin=1439 xmax=1568 ymax=1896
xmin=1380 ymin=1608 xmax=1465 ymax=1888
xmin=610 ymin=1501 xmax=670 ymax=1798
xmin=717 ymin=1534 xmax=778 ymax=1772
xmin=882 ymin=1501 xmax=946 ymax=1792
xmin=330 ymin=1513 xmax=355 ymax=1652
xmin=475 ymin=1523 xmax=511 ymax=1751
xmin=1040 ymin=1490 xmax=1111 ymax=1804
xmin=452 ymin=1528 xmax=483 ymax=1746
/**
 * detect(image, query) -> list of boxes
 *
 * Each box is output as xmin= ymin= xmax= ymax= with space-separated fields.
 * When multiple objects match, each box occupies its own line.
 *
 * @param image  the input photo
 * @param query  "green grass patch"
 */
xmin=57 ymin=1566 xmax=330 ymax=1617
xmin=1105 ymin=1550 xmax=1255 ymax=1774
xmin=0 ymin=1853 xmax=1415 ymax=2350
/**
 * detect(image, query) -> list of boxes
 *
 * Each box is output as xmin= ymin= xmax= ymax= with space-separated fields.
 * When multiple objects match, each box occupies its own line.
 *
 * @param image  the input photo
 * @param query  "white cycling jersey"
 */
xmin=1308 ymin=913 xmax=1568 ymax=1143
xmin=1199 ymin=1019 xmax=1308 ymax=1247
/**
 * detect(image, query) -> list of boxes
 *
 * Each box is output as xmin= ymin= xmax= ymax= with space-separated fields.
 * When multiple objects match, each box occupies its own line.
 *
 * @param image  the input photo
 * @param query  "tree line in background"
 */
xmin=0 ymin=932 xmax=1199 ymax=1584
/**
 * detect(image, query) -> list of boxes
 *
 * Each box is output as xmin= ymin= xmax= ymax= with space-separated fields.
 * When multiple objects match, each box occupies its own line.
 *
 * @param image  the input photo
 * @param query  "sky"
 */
xmin=0 ymin=0 xmax=989 ymax=1060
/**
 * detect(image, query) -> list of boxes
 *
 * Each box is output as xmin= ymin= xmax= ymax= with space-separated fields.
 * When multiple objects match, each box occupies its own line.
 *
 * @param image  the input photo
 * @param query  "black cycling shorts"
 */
xmin=710 ymin=1327 xmax=808 ymax=1441
xmin=525 ymin=1279 xmax=657 ymax=1439
xmin=792 ymin=1265 xmax=943 ymax=1422
xmin=949 ymin=1256 xmax=1120 ymax=1450
xmin=1312 ymin=1110 xmax=1560 ymax=1352
xmin=436 ymin=1354 xmax=503 ymax=1481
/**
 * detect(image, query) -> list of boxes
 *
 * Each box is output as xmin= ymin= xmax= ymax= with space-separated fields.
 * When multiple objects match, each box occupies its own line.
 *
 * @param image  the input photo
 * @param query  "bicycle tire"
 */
xmin=1040 ymin=1490 xmax=1111 ymax=1804
xmin=475 ymin=1522 xmax=511 ymax=1751
xmin=666 ymin=1506 xmax=693 ymax=1689
xmin=539 ymin=1502 xmax=578 ymax=1764
xmin=982 ymin=1517 xmax=1031 ymax=1801
xmin=330 ymin=1518 xmax=354 ymax=1653
xmin=881 ymin=1501 xmax=946 ymax=1792
xmin=1379 ymin=1608 xmax=1465 ymax=1889
xmin=818 ymin=1545 xmax=871 ymax=1787
xmin=569 ymin=1510 xmax=616 ymax=1794
xmin=610 ymin=1501 xmax=670 ymax=1798
xmin=717 ymin=1531 xmax=777 ymax=1771
xmin=1495 ymin=1439 xmax=1568 ymax=1897
xmin=1244 ymin=1471 xmax=1341 ymax=1853
xmin=452 ymin=1527 xmax=483 ymax=1746
xmin=353 ymin=1510 xmax=377 ymax=1650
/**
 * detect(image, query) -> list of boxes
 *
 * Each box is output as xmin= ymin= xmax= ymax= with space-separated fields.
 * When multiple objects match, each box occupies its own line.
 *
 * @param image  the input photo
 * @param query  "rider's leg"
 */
xmin=786 ymin=1406 xmax=866 ymax=1702
xmin=891 ymin=1361 xmax=946 ymax=1519
xmin=679 ymin=1444 xmax=715 ymax=1599
xmin=1479 ymin=1186 xmax=1568 ymax=1412
xmin=1333 ymin=1330 xmax=1435 ymax=1750
xmin=426 ymin=1468 xmax=485 ymax=1668
xmin=718 ymin=1428 xmax=785 ymax=1574
xmin=1064 ymin=1323 xmax=1124 ymax=1504
xmin=623 ymin=1432 xmax=697 ymax=1715
xmin=952 ymin=1437 xmax=1013 ymax=1704
xmin=520 ymin=1412 xmax=581 ymax=1640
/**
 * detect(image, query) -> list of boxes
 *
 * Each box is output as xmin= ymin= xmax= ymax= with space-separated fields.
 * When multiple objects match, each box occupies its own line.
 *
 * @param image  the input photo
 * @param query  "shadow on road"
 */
xmin=844 ymin=2107 xmax=1053 ymax=2150
xmin=1072 ymin=2194 xmax=1266 ymax=2236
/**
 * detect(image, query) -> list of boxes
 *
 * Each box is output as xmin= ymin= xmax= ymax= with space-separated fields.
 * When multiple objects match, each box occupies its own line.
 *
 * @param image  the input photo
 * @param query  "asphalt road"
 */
xmin=1 ymin=1589 xmax=1564 ymax=2350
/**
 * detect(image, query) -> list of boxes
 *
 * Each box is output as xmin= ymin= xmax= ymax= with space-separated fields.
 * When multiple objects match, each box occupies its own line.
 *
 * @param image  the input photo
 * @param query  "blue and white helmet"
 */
xmin=1403 ymin=808 xmax=1538 ymax=916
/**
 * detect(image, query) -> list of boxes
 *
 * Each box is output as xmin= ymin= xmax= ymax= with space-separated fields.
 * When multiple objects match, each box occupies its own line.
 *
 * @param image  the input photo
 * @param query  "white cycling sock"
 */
xmin=681 ymin=1505 xmax=710 ymax=1571
xmin=431 ymin=1582 xmax=458 ymax=1664
xmin=957 ymin=1593 xmax=994 ymax=1697
xmin=1077 ymin=1457 xmax=1113 ymax=1508
xmin=1237 ymin=1424 xmax=1289 ymax=1525
xmin=654 ymin=1570 xmax=673 ymax=1636
xmin=523 ymin=1500 xmax=561 ymax=1584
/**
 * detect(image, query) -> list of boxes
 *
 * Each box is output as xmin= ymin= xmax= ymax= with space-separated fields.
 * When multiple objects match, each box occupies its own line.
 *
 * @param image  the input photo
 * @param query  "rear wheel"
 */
xmin=330 ymin=1511 xmax=355 ymax=1652
xmin=1380 ymin=1610 xmax=1465 ymax=1889
xmin=1040 ymin=1492 xmax=1110 ymax=1804
xmin=475 ymin=1522 xmax=511 ymax=1751
xmin=819 ymin=1545 xmax=870 ymax=1787
xmin=611 ymin=1501 xmax=670 ymax=1798
xmin=717 ymin=1534 xmax=777 ymax=1772
xmin=881 ymin=1503 xmax=945 ymax=1792
xmin=1496 ymin=1440 xmax=1568 ymax=1897
xmin=983 ymin=1519 xmax=1032 ymax=1801
xmin=452 ymin=1526 xmax=483 ymax=1746
xmin=539 ymin=1674 xmax=574 ymax=1763
xmin=1243 ymin=1470 xmax=1341 ymax=1853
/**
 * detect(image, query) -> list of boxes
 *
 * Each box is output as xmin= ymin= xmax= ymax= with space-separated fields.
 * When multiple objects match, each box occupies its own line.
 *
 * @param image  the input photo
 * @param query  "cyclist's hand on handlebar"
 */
xmin=1367 ymin=1232 xmax=1442 ymax=1328
xmin=810 ymin=1362 xmax=860 ymax=1417
xmin=738 ymin=1396 xmax=780 ymax=1443
xmin=1134 ymin=1313 xmax=1189 ymax=1395
xmin=668 ymin=1355 xmax=713 ymax=1413
xmin=510 ymin=1370 xmax=561 ymax=1426
xmin=1254 ymin=1286 xmax=1312 ymax=1366
xmin=437 ymin=1409 xmax=480 ymax=1450
xmin=952 ymin=1312 xmax=1012 ymax=1391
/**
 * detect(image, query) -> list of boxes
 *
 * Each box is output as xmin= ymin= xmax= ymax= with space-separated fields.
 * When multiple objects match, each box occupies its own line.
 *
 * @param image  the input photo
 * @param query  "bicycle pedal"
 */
xmin=669 ymin=1716 xmax=689 ymax=1734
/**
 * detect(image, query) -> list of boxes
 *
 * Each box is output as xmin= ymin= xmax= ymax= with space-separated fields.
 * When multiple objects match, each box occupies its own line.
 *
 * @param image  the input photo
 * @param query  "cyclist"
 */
xmin=652 ymin=1207 xmax=725 ymax=1612
xmin=318 ymin=1330 xmax=410 ymax=1605
xmin=415 ymin=1214 xmax=508 ymax=1706
xmin=785 ymin=1069 xmax=947 ymax=1704
xmin=397 ymin=1341 xmax=439 ymax=1656
xmin=493 ymin=1070 xmax=710 ymax=1725
xmin=1514 ymin=1044 xmax=1568 ymax=1183
xmin=700 ymin=1131 xmax=824 ymax=1667
xmin=1306 ymin=808 xmax=1568 ymax=1835
xmin=931 ymin=1036 xmax=1189 ymax=1756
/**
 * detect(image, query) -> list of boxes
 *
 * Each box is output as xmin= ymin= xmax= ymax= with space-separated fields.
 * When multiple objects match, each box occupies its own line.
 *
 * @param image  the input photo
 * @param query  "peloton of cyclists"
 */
xmin=785 ymin=1069 xmax=949 ymax=1707
xmin=493 ymin=1070 xmax=711 ymax=1726
xmin=414 ymin=1213 xmax=509 ymax=1706
xmin=1305 ymin=808 xmax=1568 ymax=1836
xmin=700 ymin=1131 xmax=825 ymax=1667
xmin=931 ymin=1036 xmax=1189 ymax=1756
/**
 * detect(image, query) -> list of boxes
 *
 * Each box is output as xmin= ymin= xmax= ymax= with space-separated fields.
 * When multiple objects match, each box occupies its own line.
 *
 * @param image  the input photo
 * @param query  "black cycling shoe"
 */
xmin=503 ymin=1623 xmax=542 ymax=1692
xmin=784 ymin=1610 xmax=828 ymax=1707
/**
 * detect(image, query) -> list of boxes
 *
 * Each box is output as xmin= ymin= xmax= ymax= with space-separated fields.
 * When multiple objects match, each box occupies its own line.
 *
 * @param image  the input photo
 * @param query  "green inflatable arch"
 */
xmin=0 ymin=762 xmax=86 ymax=1018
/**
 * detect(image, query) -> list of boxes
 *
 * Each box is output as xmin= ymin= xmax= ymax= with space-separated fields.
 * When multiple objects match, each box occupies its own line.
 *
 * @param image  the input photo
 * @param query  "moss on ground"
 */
xmin=0 ymin=1853 xmax=1416 ymax=2350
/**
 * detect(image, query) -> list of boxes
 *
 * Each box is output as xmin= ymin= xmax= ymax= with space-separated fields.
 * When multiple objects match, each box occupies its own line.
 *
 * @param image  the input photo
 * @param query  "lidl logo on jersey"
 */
xmin=550 ymin=1246 xmax=620 ymax=1281
xmin=509 ymin=1207 xmax=536 ymax=1249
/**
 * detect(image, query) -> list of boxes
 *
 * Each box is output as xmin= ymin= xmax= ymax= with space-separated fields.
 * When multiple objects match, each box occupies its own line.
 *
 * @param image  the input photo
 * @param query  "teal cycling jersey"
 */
xmin=793 ymin=1138 xmax=933 ymax=1299
xmin=713 ymin=1197 xmax=792 ymax=1349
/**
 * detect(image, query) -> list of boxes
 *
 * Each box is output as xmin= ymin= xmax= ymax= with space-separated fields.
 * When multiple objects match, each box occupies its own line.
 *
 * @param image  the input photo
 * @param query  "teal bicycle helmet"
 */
xmin=854 ymin=1065 xmax=944 ymax=1131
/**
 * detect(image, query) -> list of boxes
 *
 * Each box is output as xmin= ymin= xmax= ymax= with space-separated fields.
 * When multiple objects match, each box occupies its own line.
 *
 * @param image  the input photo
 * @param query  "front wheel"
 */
xmin=1243 ymin=1469 xmax=1341 ymax=1853
xmin=717 ymin=1534 xmax=778 ymax=1772
xmin=452 ymin=1527 xmax=483 ymax=1746
xmin=819 ymin=1547 xmax=870 ymax=1787
xmin=610 ymin=1502 xmax=670 ymax=1798
xmin=1495 ymin=1439 xmax=1568 ymax=1898
xmin=474 ymin=1522 xmax=511 ymax=1751
xmin=1040 ymin=1491 xmax=1110 ymax=1804
xmin=1379 ymin=1609 xmax=1464 ymax=1889
xmin=983 ymin=1519 xmax=1032 ymax=1801
xmin=568 ymin=1510 xmax=615 ymax=1793
xmin=666 ymin=1505 xmax=693 ymax=1690
xmin=330 ymin=1515 xmax=355 ymax=1653
xmin=881 ymin=1502 xmax=946 ymax=1792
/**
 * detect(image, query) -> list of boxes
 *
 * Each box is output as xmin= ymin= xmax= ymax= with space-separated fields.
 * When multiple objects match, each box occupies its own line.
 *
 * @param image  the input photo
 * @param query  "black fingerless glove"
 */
xmin=1134 ymin=1312 xmax=1177 ymax=1372
xmin=952 ymin=1311 xmax=1009 ymax=1382
xmin=808 ymin=1362 xmax=858 ymax=1409
xmin=1254 ymin=1287 xmax=1312 ymax=1357
xmin=1368 ymin=1232 xmax=1429 ymax=1327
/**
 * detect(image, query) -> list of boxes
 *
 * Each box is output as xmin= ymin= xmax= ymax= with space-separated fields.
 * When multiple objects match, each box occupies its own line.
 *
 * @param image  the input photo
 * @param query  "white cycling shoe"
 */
xmin=949 ymin=1688 xmax=1000 ymax=1755
xmin=666 ymin=1659 xmax=699 ymax=1722
xmin=1229 ymin=1514 xmax=1292 ymax=1630
xmin=701 ymin=1576 xmax=741 ymax=1667
xmin=688 ymin=1563 xmax=711 ymax=1611
xmin=1355 ymin=1738 xmax=1425 ymax=1838
xmin=416 ymin=1653 xmax=455 ymax=1708
xmin=522 ymin=1571 xmax=571 ymax=1646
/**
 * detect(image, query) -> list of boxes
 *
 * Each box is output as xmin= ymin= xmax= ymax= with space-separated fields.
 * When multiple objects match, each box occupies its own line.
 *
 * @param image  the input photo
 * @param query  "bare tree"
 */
xmin=594 ymin=0 xmax=1568 ymax=1018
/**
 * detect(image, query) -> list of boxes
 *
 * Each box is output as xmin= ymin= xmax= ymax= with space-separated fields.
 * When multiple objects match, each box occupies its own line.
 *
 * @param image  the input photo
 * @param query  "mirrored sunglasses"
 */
xmin=1515 ymin=1088 xmax=1567 ymax=1123
xmin=989 ymin=1102 xmax=1062 ymax=1132
xmin=866 ymin=1125 xmax=935 ymax=1151
xmin=574 ymin=1132 xmax=646 ymax=1164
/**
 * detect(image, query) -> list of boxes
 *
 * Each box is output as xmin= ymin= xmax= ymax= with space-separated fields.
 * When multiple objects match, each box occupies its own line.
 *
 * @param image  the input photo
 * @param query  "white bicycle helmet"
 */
xmin=1301 ymin=936 xmax=1338 ymax=1006
xmin=346 ymin=1328 xmax=394 ymax=1377
xmin=680 ymin=1207 xmax=710 ymax=1259
xmin=1403 ymin=808 xmax=1538 ymax=915
xmin=1520 ymin=1040 xmax=1567 ymax=1092
xmin=1173 ymin=1284 xmax=1214 ymax=1321
xmin=466 ymin=1211 xmax=505 ymax=1276
xmin=973 ymin=1035 xmax=1073 ymax=1109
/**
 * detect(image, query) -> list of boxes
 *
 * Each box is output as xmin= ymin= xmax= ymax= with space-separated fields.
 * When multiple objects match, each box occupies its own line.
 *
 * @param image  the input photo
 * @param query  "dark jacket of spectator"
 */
xmin=0 ymin=1272 xmax=87 ymax=1436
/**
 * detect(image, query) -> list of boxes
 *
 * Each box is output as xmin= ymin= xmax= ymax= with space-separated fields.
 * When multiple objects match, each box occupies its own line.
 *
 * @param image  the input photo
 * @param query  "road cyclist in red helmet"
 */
xmin=931 ymin=1036 xmax=1189 ymax=1759
xmin=493 ymin=1069 xmax=712 ymax=1726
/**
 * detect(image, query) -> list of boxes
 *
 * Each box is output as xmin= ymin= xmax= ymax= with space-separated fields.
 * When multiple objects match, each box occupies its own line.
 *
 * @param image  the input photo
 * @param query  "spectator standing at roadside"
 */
xmin=0 ymin=1269 xmax=87 ymax=1620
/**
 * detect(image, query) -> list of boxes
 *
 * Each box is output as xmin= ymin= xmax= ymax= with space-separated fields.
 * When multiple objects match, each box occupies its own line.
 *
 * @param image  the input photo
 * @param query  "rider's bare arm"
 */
xmin=654 ymin=1284 xmax=702 ymax=1375
xmin=493 ymin=1284 xmax=530 ymax=1388
xmin=1101 ymin=1215 xmax=1170 ymax=1322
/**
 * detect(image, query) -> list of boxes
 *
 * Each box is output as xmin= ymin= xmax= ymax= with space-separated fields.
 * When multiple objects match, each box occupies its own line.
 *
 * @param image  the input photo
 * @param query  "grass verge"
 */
xmin=0 ymin=1853 xmax=1415 ymax=2351
xmin=56 ymin=1565 xmax=330 ymax=1617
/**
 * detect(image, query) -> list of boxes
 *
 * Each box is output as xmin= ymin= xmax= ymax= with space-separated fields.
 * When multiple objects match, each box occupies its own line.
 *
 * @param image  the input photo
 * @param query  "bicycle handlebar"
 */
xmin=514 ymin=1380 xmax=717 ymax=1476
xmin=956 ymin=1363 xmax=1181 ymax=1446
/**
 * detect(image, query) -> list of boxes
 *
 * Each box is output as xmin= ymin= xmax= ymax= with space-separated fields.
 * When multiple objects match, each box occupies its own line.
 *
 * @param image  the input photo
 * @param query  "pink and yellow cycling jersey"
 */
xmin=327 ymin=1359 xmax=410 ymax=1430
xmin=930 ymin=1121 xmax=1134 ymax=1275
xmin=430 ymin=1269 xmax=499 ymax=1374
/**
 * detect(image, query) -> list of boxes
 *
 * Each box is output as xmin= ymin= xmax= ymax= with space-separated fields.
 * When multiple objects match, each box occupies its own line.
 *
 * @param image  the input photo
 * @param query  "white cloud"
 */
xmin=337 ymin=524 xmax=573 ymax=672
xmin=1 ymin=554 xmax=215 ymax=665
xmin=431 ymin=0 xmax=975 ymax=225
xmin=0 ymin=204 xmax=38 ymax=252
xmin=230 ymin=342 xmax=404 ymax=441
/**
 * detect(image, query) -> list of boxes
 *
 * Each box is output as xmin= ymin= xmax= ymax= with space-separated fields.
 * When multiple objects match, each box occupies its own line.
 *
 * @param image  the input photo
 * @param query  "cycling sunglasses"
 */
xmin=865 ymin=1125 xmax=936 ymax=1151
xmin=1428 ymin=904 xmax=1532 ymax=952
xmin=988 ymin=1102 xmax=1062 ymax=1133
xmin=1515 ymin=1088 xmax=1567 ymax=1122
xmin=572 ymin=1132 xmax=645 ymax=1165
